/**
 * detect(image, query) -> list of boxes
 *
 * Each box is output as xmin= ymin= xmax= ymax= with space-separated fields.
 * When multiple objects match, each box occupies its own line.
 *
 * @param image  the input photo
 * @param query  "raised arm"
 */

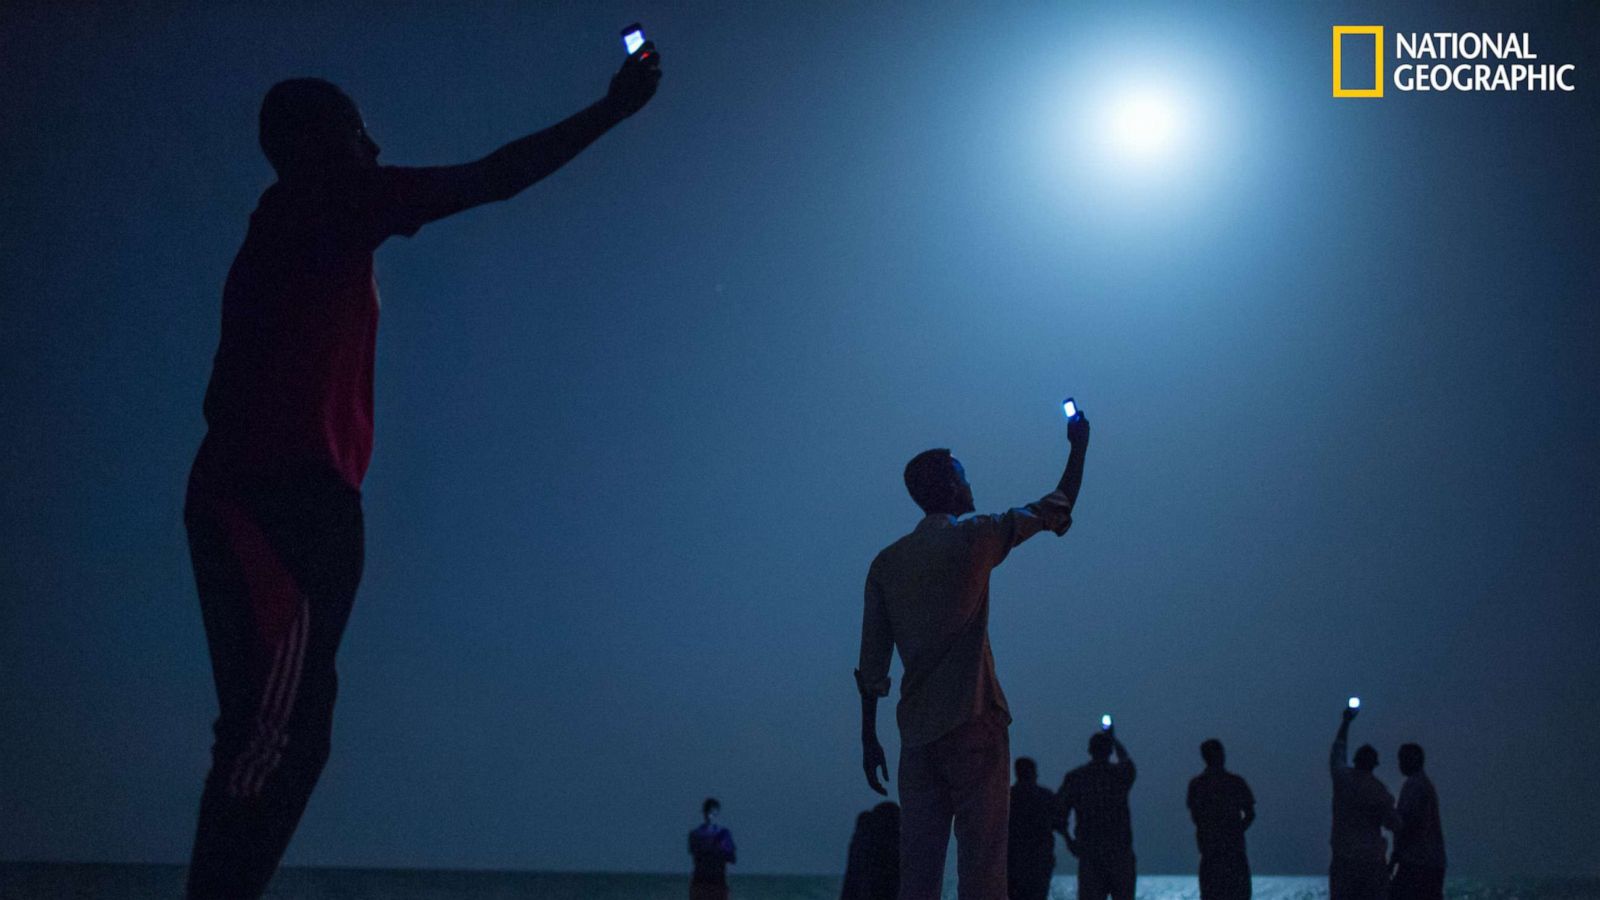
xmin=966 ymin=410 xmax=1091 ymax=564
xmin=1331 ymin=706 xmax=1356 ymax=775
xmin=1057 ymin=410 xmax=1091 ymax=512
xmin=1111 ymin=730 xmax=1136 ymax=783
xmin=856 ymin=567 xmax=893 ymax=796
xmin=369 ymin=48 xmax=662 ymax=235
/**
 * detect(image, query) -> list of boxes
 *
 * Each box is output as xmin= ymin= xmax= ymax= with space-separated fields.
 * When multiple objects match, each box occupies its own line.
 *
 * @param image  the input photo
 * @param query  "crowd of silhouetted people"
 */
xmin=828 ymin=705 xmax=1443 ymax=900
xmin=842 ymin=426 xmax=1445 ymax=900
xmin=837 ymin=719 xmax=1443 ymax=900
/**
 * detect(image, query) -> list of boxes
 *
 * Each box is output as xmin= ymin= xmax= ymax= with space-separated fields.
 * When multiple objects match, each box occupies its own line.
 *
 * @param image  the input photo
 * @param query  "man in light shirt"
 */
xmin=855 ymin=411 xmax=1091 ymax=900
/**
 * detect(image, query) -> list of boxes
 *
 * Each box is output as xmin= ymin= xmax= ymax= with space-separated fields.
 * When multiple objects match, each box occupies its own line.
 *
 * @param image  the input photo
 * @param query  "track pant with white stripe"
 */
xmin=183 ymin=460 xmax=363 ymax=900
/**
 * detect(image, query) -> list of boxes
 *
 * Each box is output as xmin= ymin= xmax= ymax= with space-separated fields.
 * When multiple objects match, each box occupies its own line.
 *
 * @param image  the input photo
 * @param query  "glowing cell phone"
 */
xmin=1063 ymin=397 xmax=1079 ymax=420
xmin=1348 ymin=696 xmax=1361 ymax=710
xmin=621 ymin=23 xmax=646 ymax=56
xmin=1100 ymin=713 xmax=1112 ymax=730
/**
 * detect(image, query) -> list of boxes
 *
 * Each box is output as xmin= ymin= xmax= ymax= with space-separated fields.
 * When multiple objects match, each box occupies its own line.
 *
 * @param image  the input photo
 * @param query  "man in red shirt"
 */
xmin=182 ymin=45 xmax=660 ymax=899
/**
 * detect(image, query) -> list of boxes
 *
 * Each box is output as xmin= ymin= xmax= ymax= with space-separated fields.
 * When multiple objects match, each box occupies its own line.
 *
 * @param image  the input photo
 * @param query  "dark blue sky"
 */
xmin=3 ymin=0 xmax=1597 ymax=879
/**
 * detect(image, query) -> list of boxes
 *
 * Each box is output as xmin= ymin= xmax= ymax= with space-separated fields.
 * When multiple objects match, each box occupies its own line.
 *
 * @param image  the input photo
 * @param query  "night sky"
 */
xmin=3 ymin=0 xmax=1597 ymax=880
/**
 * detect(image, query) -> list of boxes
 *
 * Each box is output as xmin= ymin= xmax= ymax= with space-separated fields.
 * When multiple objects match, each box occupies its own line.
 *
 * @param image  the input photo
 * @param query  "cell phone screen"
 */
xmin=622 ymin=26 xmax=646 ymax=55
xmin=1063 ymin=398 xmax=1078 ymax=419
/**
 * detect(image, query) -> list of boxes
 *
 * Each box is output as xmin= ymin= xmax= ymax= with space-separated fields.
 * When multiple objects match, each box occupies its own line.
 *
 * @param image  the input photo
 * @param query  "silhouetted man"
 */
xmin=690 ymin=797 xmax=738 ymax=900
xmin=841 ymin=801 xmax=901 ymax=900
xmin=1057 ymin=728 xmax=1137 ymax=900
xmin=182 ymin=47 xmax=661 ymax=900
xmin=1328 ymin=706 xmax=1400 ymax=900
xmin=1390 ymin=743 xmax=1446 ymax=900
xmin=1187 ymin=739 xmax=1255 ymax=900
xmin=855 ymin=412 xmax=1090 ymax=900
xmin=1008 ymin=757 xmax=1059 ymax=900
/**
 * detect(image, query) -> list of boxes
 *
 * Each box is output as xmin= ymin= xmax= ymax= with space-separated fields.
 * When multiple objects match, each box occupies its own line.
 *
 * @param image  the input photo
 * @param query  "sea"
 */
xmin=2 ymin=865 xmax=1597 ymax=900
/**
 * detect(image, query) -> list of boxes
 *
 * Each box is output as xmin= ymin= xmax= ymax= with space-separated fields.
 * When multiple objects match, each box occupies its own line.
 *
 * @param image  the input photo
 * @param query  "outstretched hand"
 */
xmin=1342 ymin=706 xmax=1359 ymax=723
xmin=607 ymin=42 xmax=662 ymax=117
xmin=863 ymin=736 xmax=890 ymax=796
xmin=1067 ymin=409 xmax=1091 ymax=447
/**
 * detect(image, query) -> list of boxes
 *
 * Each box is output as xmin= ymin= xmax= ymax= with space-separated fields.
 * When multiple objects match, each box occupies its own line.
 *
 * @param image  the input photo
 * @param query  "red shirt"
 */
xmin=198 ymin=167 xmax=438 ymax=488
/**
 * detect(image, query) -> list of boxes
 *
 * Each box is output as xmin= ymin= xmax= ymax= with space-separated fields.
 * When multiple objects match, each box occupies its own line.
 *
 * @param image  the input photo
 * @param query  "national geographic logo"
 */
xmin=1332 ymin=26 xmax=1578 ymax=97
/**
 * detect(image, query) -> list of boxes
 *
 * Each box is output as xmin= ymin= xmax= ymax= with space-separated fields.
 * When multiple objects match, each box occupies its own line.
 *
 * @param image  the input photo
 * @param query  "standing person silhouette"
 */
xmin=1328 ymin=705 xmax=1400 ymax=900
xmin=1390 ymin=743 xmax=1446 ymax=900
xmin=1186 ymin=739 xmax=1256 ymax=900
xmin=180 ymin=45 xmax=661 ymax=900
xmin=840 ymin=801 xmax=901 ymax=900
xmin=1007 ymin=757 xmax=1060 ymax=900
xmin=689 ymin=798 xmax=738 ymax=900
xmin=1057 ymin=726 xmax=1137 ymax=900
xmin=855 ymin=411 xmax=1091 ymax=900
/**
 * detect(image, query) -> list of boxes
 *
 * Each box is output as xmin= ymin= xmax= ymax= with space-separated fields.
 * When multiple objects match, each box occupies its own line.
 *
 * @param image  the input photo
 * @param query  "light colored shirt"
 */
xmin=856 ymin=491 xmax=1072 ymax=747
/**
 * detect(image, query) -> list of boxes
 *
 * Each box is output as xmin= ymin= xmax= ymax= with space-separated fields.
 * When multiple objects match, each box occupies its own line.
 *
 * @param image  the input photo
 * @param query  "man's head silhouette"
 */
xmin=1398 ymin=742 xmax=1425 ymax=776
xmin=1353 ymin=743 xmax=1379 ymax=772
xmin=1014 ymin=757 xmax=1038 ymax=784
xmin=904 ymin=449 xmax=975 ymax=517
xmin=702 ymin=796 xmax=720 ymax=823
xmin=1200 ymin=738 xmax=1225 ymax=769
xmin=259 ymin=78 xmax=381 ymax=177
xmin=1088 ymin=731 xmax=1114 ymax=761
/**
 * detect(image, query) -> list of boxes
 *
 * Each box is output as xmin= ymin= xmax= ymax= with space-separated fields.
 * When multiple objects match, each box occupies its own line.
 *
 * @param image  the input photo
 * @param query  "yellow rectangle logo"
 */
xmin=1333 ymin=26 xmax=1384 ymax=97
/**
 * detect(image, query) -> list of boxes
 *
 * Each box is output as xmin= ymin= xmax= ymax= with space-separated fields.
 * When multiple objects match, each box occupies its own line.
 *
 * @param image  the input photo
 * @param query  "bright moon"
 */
xmin=1104 ymin=87 xmax=1184 ymax=161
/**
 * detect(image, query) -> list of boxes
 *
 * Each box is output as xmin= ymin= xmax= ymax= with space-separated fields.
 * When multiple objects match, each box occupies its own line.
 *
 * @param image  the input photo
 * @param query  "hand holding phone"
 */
xmin=621 ymin=23 xmax=647 ymax=56
xmin=1064 ymin=398 xmax=1090 ymax=446
xmin=608 ymin=23 xmax=662 ymax=117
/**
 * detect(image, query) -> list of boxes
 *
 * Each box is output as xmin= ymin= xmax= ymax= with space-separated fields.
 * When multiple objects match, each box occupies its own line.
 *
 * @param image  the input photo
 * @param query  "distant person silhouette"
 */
xmin=1186 ymin=739 xmax=1256 ymax=900
xmin=1328 ymin=705 xmax=1400 ymax=900
xmin=1057 ymin=727 xmax=1137 ymax=900
xmin=855 ymin=411 xmax=1090 ymax=900
xmin=1008 ymin=757 xmax=1060 ymax=900
xmin=1390 ymin=743 xmax=1446 ymax=900
xmin=180 ymin=47 xmax=661 ymax=900
xmin=840 ymin=801 xmax=901 ymax=900
xmin=690 ymin=797 xmax=738 ymax=900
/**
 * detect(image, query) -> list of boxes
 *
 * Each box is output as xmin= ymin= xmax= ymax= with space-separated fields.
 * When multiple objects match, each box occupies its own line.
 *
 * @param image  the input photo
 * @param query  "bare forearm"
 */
xmin=1331 ymin=721 xmax=1351 ymax=768
xmin=860 ymin=693 xmax=879 ymax=740
xmin=475 ymin=98 xmax=628 ymax=202
xmin=1056 ymin=441 xmax=1088 ymax=509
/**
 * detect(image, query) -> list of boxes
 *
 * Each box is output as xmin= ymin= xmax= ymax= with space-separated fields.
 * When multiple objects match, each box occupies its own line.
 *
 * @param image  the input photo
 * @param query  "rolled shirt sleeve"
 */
xmin=855 ymin=562 xmax=893 ymax=698
xmin=966 ymin=490 xmax=1074 ymax=569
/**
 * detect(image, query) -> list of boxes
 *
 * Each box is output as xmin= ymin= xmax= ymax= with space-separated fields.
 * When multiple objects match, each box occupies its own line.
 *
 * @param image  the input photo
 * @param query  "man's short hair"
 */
xmin=904 ymin=449 xmax=956 ymax=513
xmin=1200 ymin=738 xmax=1225 ymax=767
xmin=259 ymin=78 xmax=353 ymax=175
xmin=1014 ymin=757 xmax=1038 ymax=782
xmin=1353 ymin=744 xmax=1379 ymax=771
xmin=702 ymin=797 xmax=720 ymax=816
xmin=1088 ymin=732 xmax=1114 ymax=760
xmin=1398 ymin=743 xmax=1425 ymax=773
